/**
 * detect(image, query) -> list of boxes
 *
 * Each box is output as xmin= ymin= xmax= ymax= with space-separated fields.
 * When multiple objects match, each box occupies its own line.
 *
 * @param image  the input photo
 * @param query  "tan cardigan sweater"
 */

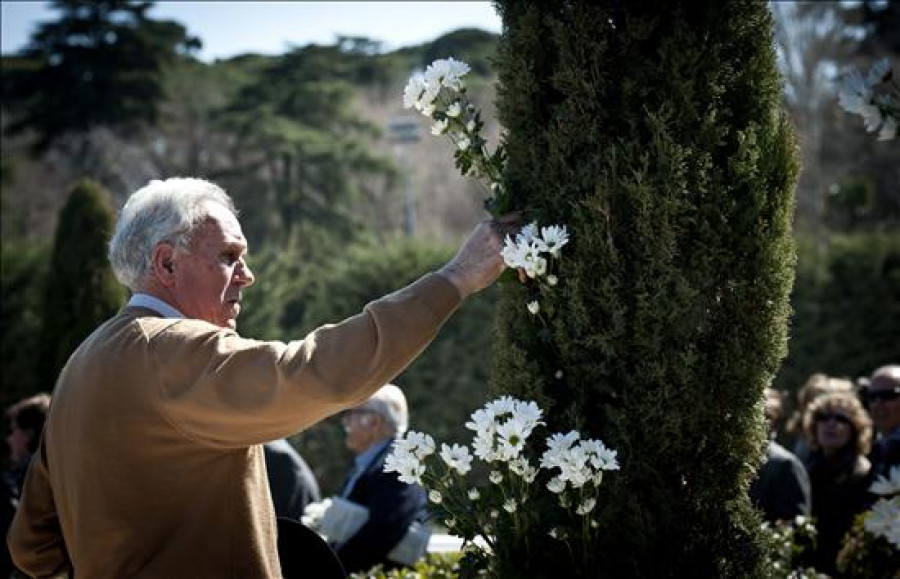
xmin=8 ymin=273 xmax=459 ymax=578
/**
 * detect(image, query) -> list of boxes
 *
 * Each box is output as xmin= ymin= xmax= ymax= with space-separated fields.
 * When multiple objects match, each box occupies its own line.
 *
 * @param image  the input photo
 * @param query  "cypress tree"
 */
xmin=491 ymin=1 xmax=798 ymax=576
xmin=38 ymin=179 xmax=124 ymax=389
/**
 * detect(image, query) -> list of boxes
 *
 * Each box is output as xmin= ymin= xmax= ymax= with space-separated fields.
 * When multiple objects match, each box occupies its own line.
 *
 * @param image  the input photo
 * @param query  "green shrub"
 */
xmin=37 ymin=179 xmax=124 ymax=389
xmin=1 ymin=239 xmax=50 ymax=408
xmin=775 ymin=232 xmax=900 ymax=396
xmin=491 ymin=1 xmax=797 ymax=576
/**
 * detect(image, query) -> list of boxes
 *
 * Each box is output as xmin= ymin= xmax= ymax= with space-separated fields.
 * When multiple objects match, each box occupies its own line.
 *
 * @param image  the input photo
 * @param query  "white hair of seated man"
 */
xmin=354 ymin=384 xmax=409 ymax=436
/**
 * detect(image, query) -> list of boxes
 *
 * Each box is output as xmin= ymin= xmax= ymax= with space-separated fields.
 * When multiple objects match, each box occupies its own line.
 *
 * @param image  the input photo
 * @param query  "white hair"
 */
xmin=357 ymin=384 xmax=409 ymax=436
xmin=108 ymin=177 xmax=236 ymax=291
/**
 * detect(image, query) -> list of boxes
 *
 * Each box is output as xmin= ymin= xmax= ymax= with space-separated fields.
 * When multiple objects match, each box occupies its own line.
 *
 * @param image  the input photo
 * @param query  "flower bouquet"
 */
xmin=838 ymin=57 xmax=899 ymax=141
xmin=836 ymin=465 xmax=900 ymax=577
xmin=384 ymin=396 xmax=619 ymax=575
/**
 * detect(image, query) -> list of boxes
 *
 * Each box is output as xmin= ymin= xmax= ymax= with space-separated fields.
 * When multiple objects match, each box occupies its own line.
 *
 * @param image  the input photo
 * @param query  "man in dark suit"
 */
xmin=749 ymin=388 xmax=811 ymax=522
xmin=264 ymin=438 xmax=321 ymax=521
xmin=335 ymin=384 xmax=427 ymax=573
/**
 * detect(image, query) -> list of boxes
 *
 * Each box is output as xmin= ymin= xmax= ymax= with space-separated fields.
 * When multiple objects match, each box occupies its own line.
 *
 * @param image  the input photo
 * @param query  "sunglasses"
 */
xmin=867 ymin=387 xmax=900 ymax=403
xmin=815 ymin=412 xmax=851 ymax=425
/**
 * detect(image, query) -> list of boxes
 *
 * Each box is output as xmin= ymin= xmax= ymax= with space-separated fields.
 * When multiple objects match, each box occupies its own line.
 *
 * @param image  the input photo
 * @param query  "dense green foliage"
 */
xmin=775 ymin=233 xmax=900 ymax=395
xmin=286 ymin=238 xmax=497 ymax=494
xmin=37 ymin=180 xmax=125 ymax=389
xmin=0 ymin=241 xmax=50 ymax=409
xmin=2 ymin=0 xmax=199 ymax=153
xmin=217 ymin=44 xmax=396 ymax=246
xmin=491 ymin=1 xmax=797 ymax=576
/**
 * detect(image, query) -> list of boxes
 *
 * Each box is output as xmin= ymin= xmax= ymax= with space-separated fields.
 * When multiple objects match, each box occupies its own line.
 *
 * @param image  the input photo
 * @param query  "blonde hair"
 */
xmin=802 ymin=390 xmax=872 ymax=456
xmin=785 ymin=373 xmax=853 ymax=435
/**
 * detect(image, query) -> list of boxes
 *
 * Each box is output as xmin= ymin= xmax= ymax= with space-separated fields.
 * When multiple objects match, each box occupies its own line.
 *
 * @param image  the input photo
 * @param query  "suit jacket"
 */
xmin=8 ymin=273 xmax=458 ymax=578
xmin=749 ymin=441 xmax=811 ymax=522
xmin=264 ymin=439 xmax=321 ymax=521
xmin=335 ymin=439 xmax=427 ymax=573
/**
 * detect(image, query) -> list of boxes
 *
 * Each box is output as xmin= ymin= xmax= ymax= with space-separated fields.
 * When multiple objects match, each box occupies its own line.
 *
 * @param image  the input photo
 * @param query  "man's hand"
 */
xmin=438 ymin=214 xmax=520 ymax=299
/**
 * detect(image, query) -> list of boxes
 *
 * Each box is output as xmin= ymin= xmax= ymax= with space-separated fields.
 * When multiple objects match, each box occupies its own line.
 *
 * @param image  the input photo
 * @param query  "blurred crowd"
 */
xmin=751 ymin=364 xmax=900 ymax=575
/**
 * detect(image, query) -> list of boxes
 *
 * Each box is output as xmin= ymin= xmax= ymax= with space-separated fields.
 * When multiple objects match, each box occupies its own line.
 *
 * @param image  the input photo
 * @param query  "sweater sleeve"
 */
xmin=7 ymin=439 xmax=72 ymax=578
xmin=148 ymin=272 xmax=460 ymax=448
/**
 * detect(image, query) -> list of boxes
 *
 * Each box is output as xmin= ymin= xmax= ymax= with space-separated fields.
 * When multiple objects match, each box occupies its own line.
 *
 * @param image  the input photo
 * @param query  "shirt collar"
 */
xmin=354 ymin=437 xmax=393 ymax=471
xmin=127 ymin=293 xmax=185 ymax=319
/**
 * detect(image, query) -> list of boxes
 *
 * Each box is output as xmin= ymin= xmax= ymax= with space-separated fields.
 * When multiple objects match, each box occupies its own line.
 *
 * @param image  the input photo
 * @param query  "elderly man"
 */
xmin=867 ymin=364 xmax=900 ymax=478
xmin=8 ymin=177 xmax=507 ymax=577
xmin=335 ymin=384 xmax=423 ymax=573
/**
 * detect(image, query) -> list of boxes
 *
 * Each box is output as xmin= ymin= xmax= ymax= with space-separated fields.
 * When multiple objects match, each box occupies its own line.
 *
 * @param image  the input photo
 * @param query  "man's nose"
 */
xmin=235 ymin=260 xmax=255 ymax=287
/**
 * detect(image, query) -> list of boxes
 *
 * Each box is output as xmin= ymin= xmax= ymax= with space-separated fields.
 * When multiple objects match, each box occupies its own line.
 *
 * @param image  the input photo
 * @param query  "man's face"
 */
xmin=341 ymin=410 xmax=384 ymax=454
xmin=169 ymin=204 xmax=254 ymax=329
xmin=868 ymin=375 xmax=900 ymax=435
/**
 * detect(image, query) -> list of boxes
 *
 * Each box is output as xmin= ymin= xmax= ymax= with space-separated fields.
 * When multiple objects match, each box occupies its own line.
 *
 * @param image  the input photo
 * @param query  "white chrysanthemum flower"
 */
xmin=466 ymin=119 xmax=476 ymax=132
xmin=486 ymin=396 xmax=517 ymax=416
xmin=527 ymin=301 xmax=540 ymax=315
xmin=472 ymin=432 xmax=499 ymax=462
xmin=838 ymin=69 xmax=871 ymax=115
xmin=866 ymin=57 xmax=892 ymax=86
xmin=431 ymin=118 xmax=449 ymax=136
xmin=514 ymin=399 xmax=543 ymax=423
xmin=429 ymin=490 xmax=443 ymax=504
xmin=869 ymin=465 xmax=900 ymax=496
xmin=497 ymin=419 xmax=529 ymax=459
xmin=490 ymin=509 xmax=499 ymax=519
xmin=878 ymin=115 xmax=897 ymax=141
xmin=547 ymin=274 xmax=558 ymax=286
xmin=549 ymin=527 xmax=561 ymax=539
xmin=404 ymin=431 xmax=436 ymax=459
xmin=457 ymin=136 xmax=471 ymax=150
xmin=384 ymin=451 xmax=427 ymax=485
xmin=465 ymin=408 xmax=496 ymax=433
xmin=860 ymin=102 xmax=884 ymax=132
xmin=468 ymin=488 xmax=481 ymax=501
xmin=517 ymin=222 xmax=539 ymax=244
xmin=446 ymin=518 xmax=456 ymax=528
xmin=576 ymin=498 xmax=597 ymax=516
xmin=555 ymin=370 xmax=564 ymax=379
xmin=591 ymin=520 xmax=599 ymax=529
xmin=541 ymin=225 xmax=570 ymax=257
xmin=402 ymin=73 xmax=427 ymax=109
xmin=547 ymin=476 xmax=566 ymax=494
xmin=440 ymin=443 xmax=473 ymax=475
xmin=490 ymin=470 xmax=503 ymax=484
xmin=863 ymin=497 xmax=900 ymax=548
xmin=503 ymin=499 xmax=517 ymax=513
xmin=446 ymin=102 xmax=462 ymax=118
xmin=424 ymin=57 xmax=471 ymax=91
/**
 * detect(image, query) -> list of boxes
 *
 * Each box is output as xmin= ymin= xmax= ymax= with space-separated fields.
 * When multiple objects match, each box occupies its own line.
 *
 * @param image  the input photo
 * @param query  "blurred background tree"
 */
xmin=36 ymin=179 xmax=125 ymax=392
xmin=1 ymin=0 xmax=199 ymax=183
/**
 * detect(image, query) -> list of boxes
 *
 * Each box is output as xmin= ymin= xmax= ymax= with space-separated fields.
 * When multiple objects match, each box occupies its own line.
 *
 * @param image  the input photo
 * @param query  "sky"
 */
xmin=1 ymin=1 xmax=502 ymax=61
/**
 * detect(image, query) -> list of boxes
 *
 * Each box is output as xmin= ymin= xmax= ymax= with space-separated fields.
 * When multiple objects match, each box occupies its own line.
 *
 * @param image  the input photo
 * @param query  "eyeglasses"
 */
xmin=340 ymin=409 xmax=377 ymax=425
xmin=867 ymin=387 xmax=900 ymax=403
xmin=815 ymin=412 xmax=851 ymax=425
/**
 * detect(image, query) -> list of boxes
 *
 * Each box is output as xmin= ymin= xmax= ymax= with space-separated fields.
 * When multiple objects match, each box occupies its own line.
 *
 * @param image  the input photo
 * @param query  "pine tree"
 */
xmin=38 ymin=179 xmax=124 ymax=389
xmin=491 ymin=1 xmax=798 ymax=576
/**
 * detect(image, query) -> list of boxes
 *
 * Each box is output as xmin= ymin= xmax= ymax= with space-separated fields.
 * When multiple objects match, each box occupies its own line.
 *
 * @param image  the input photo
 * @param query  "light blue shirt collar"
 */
xmin=127 ymin=293 xmax=185 ymax=319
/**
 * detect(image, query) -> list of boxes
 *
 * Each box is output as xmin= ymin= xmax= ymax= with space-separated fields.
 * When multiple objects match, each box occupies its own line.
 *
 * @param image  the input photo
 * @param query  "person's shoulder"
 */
xmin=768 ymin=441 xmax=802 ymax=464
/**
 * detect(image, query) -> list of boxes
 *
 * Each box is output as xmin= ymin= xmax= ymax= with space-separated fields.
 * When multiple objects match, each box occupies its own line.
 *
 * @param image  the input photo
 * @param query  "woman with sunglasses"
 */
xmin=801 ymin=390 xmax=875 ymax=575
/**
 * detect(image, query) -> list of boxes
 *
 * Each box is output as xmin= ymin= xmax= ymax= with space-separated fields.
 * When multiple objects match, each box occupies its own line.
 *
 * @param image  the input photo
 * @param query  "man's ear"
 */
xmin=151 ymin=243 xmax=178 ymax=286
